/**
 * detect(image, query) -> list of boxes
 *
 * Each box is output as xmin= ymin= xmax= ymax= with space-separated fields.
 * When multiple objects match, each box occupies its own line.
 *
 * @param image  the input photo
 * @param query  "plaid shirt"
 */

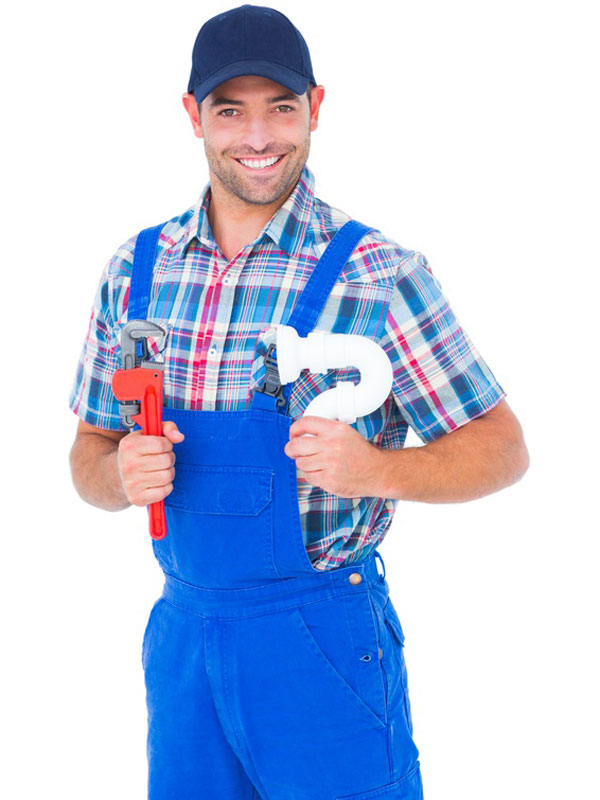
xmin=69 ymin=164 xmax=506 ymax=570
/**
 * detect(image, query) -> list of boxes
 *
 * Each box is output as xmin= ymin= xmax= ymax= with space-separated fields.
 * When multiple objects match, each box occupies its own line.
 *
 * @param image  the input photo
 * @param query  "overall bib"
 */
xmin=130 ymin=220 xmax=424 ymax=799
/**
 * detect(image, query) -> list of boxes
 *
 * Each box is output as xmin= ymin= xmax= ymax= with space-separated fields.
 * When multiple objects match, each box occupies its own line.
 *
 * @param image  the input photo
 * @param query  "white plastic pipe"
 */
xmin=275 ymin=324 xmax=393 ymax=423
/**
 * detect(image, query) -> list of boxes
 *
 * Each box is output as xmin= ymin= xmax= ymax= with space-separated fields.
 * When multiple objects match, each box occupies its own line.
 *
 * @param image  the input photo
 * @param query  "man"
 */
xmin=68 ymin=5 xmax=529 ymax=799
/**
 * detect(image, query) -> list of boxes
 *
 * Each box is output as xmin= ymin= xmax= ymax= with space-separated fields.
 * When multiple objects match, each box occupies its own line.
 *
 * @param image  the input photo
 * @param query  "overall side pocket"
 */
xmin=141 ymin=597 xmax=165 ymax=671
xmin=293 ymin=593 xmax=388 ymax=730
xmin=382 ymin=598 xmax=414 ymax=736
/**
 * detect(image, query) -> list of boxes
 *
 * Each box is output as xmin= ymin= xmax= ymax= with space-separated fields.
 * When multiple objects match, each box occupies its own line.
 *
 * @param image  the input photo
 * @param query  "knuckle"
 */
xmin=122 ymin=431 xmax=139 ymax=448
xmin=118 ymin=439 xmax=131 ymax=457
xmin=158 ymin=483 xmax=172 ymax=501
xmin=124 ymin=477 xmax=141 ymax=497
xmin=128 ymin=492 xmax=145 ymax=507
xmin=120 ymin=459 xmax=134 ymax=476
xmin=144 ymin=486 xmax=165 ymax=505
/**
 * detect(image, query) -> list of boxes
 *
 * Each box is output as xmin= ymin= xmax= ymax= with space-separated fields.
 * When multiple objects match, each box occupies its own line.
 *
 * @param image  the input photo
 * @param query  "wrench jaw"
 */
xmin=121 ymin=319 xmax=167 ymax=372
xmin=115 ymin=320 xmax=167 ymax=430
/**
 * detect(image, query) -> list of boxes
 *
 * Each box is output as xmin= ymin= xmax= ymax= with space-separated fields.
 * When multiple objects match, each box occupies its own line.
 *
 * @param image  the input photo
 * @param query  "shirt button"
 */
xmin=222 ymin=275 xmax=231 ymax=285
xmin=209 ymin=346 xmax=217 ymax=357
xmin=348 ymin=572 xmax=362 ymax=585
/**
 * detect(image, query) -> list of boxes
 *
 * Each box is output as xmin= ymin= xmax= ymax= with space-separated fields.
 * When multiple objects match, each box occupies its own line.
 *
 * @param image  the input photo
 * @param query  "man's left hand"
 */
xmin=284 ymin=415 xmax=386 ymax=498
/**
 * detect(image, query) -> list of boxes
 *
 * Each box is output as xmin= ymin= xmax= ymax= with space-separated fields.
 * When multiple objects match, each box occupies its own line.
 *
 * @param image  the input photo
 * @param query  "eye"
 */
xmin=218 ymin=105 xmax=294 ymax=117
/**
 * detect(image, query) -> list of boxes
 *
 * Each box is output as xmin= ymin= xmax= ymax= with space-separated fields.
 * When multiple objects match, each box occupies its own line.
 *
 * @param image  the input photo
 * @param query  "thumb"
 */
xmin=162 ymin=420 xmax=185 ymax=442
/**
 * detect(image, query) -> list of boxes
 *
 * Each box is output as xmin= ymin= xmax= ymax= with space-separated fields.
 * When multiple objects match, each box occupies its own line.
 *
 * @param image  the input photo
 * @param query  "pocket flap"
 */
xmin=166 ymin=464 xmax=273 ymax=515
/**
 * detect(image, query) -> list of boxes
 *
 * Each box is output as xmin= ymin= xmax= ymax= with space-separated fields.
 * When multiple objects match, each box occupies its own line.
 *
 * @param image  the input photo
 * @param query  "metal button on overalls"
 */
xmin=131 ymin=220 xmax=424 ymax=800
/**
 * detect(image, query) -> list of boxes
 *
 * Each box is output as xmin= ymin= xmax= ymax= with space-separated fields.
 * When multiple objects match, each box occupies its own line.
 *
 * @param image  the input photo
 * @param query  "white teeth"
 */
xmin=238 ymin=155 xmax=281 ymax=169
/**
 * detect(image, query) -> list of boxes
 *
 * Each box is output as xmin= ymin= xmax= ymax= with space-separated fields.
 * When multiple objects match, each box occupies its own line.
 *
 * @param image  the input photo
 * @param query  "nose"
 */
xmin=240 ymin=112 xmax=277 ymax=154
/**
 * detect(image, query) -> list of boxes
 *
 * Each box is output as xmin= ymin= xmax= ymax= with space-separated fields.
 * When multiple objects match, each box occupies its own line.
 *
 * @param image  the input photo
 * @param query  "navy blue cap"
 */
xmin=187 ymin=4 xmax=317 ymax=105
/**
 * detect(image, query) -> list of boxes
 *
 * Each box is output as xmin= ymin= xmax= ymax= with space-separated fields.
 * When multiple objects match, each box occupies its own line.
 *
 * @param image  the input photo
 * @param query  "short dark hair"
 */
xmin=197 ymin=81 xmax=316 ymax=120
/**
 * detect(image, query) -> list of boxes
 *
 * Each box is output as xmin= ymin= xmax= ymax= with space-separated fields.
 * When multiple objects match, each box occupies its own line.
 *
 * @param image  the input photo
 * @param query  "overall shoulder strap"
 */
xmin=285 ymin=219 xmax=376 ymax=337
xmin=127 ymin=223 xmax=164 ymax=321
xmin=256 ymin=219 xmax=376 ymax=414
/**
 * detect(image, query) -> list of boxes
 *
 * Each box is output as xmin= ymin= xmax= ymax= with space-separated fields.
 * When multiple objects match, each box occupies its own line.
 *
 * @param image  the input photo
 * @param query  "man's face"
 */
xmin=182 ymin=75 xmax=324 ymax=207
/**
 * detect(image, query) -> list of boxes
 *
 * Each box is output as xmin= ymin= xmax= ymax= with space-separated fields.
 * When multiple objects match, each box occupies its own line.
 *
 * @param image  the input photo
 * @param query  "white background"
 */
xmin=2 ymin=1 xmax=598 ymax=797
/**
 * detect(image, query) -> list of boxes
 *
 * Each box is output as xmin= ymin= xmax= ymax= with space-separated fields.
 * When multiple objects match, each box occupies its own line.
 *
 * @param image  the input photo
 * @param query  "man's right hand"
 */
xmin=116 ymin=420 xmax=185 ymax=507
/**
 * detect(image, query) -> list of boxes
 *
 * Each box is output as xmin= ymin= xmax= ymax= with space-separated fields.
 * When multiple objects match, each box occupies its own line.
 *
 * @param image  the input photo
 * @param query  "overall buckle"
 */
xmin=256 ymin=343 xmax=287 ymax=407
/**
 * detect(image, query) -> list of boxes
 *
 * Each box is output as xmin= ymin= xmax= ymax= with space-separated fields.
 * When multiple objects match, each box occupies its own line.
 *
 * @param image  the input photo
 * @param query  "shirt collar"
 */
xmin=178 ymin=163 xmax=316 ymax=260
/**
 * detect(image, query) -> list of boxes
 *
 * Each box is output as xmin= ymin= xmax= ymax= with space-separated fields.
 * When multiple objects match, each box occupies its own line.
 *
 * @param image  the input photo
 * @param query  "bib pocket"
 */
xmin=166 ymin=463 xmax=273 ymax=515
xmin=158 ymin=464 xmax=279 ymax=584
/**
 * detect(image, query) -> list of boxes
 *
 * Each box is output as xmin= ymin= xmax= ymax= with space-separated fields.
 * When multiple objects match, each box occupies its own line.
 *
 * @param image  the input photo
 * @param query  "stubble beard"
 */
xmin=203 ymin=134 xmax=311 ymax=207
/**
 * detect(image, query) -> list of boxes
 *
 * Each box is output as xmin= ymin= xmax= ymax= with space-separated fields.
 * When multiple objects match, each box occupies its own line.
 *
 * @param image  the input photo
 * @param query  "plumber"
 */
xmin=68 ymin=5 xmax=529 ymax=800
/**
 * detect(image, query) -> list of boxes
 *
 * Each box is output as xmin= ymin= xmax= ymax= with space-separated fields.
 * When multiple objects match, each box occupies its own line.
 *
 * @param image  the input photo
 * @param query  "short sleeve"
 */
xmin=68 ymin=248 xmax=132 ymax=431
xmin=379 ymin=250 xmax=507 ymax=443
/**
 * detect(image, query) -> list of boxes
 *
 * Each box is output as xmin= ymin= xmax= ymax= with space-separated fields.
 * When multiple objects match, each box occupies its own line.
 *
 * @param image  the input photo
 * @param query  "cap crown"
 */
xmin=188 ymin=5 xmax=316 ymax=100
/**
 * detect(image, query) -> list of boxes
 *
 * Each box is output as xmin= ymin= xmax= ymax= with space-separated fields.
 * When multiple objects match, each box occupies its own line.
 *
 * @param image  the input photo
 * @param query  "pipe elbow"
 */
xmin=274 ymin=325 xmax=393 ymax=423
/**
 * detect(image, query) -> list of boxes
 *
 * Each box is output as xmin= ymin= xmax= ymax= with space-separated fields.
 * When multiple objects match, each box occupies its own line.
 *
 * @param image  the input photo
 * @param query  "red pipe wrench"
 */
xmin=111 ymin=320 xmax=168 ymax=540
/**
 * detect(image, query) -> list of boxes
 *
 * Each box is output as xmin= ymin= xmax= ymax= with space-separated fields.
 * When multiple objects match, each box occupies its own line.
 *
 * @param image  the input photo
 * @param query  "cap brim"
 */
xmin=190 ymin=60 xmax=311 ymax=105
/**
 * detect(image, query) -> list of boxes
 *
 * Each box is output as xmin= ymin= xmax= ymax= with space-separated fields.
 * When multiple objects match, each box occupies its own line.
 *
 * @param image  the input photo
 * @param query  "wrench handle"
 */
xmin=111 ymin=366 xmax=168 ymax=540
xmin=148 ymin=497 xmax=167 ymax=540
xmin=136 ymin=372 xmax=167 ymax=541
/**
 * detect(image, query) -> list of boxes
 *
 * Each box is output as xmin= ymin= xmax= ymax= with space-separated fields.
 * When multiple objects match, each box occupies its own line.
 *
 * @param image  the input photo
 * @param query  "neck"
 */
xmin=206 ymin=176 xmax=296 ymax=263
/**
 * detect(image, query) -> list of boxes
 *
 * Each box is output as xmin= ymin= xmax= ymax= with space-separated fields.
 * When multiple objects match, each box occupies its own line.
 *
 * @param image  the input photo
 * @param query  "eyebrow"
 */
xmin=208 ymin=91 xmax=300 ymax=108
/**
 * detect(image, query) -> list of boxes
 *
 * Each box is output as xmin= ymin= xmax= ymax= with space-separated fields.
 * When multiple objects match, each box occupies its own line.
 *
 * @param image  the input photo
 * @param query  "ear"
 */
xmin=182 ymin=92 xmax=204 ymax=140
xmin=309 ymin=85 xmax=326 ymax=133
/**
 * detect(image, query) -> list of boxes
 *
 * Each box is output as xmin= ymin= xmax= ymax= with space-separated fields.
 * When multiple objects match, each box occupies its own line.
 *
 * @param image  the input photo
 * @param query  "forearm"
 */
xmin=375 ymin=410 xmax=529 ymax=503
xmin=69 ymin=433 xmax=131 ymax=511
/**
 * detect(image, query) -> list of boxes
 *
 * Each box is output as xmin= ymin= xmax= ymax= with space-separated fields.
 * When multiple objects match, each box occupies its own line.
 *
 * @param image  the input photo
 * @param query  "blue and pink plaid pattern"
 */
xmin=69 ymin=164 xmax=506 ymax=569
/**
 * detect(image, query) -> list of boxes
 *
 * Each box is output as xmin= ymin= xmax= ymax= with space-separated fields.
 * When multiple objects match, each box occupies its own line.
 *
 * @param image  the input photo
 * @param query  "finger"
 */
xmin=162 ymin=420 xmax=185 ymax=442
xmin=289 ymin=415 xmax=340 ymax=439
xmin=136 ymin=484 xmax=174 ymax=505
xmin=285 ymin=436 xmax=323 ymax=458
xmin=138 ymin=452 xmax=176 ymax=472
xmin=295 ymin=456 xmax=326 ymax=473
xmin=143 ymin=467 xmax=176 ymax=486
xmin=128 ymin=434 xmax=174 ymax=455
xmin=297 ymin=469 xmax=324 ymax=488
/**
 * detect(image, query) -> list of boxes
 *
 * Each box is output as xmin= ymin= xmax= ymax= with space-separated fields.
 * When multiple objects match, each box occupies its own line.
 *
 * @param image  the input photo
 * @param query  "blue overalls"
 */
xmin=129 ymin=220 xmax=425 ymax=799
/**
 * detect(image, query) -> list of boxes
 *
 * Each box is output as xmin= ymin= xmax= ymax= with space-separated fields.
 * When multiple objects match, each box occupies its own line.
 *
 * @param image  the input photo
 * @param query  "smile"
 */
xmin=234 ymin=154 xmax=286 ymax=172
